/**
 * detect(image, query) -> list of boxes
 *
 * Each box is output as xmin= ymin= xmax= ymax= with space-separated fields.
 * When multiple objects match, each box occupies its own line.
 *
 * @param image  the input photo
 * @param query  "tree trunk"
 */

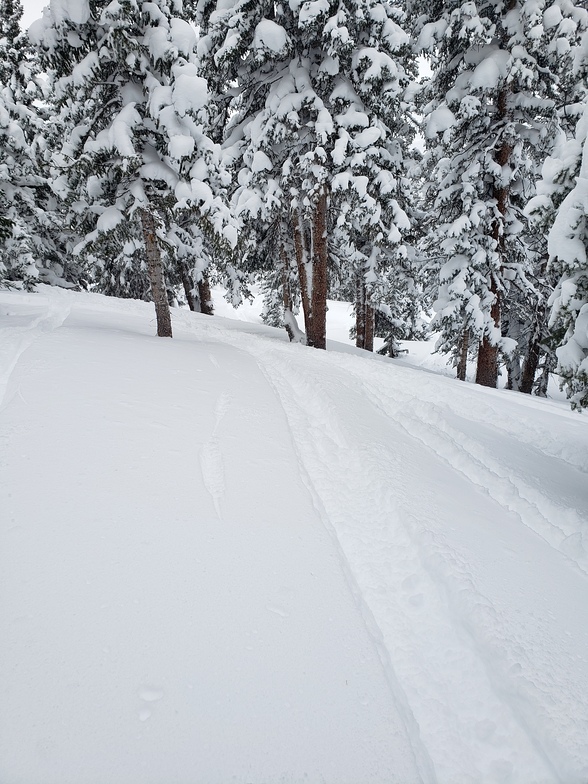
xmin=140 ymin=209 xmax=172 ymax=338
xmin=364 ymin=302 xmax=374 ymax=353
xmin=281 ymin=246 xmax=295 ymax=342
xmin=197 ymin=274 xmax=214 ymax=316
xmin=457 ymin=328 xmax=469 ymax=381
xmin=475 ymin=70 xmax=513 ymax=387
xmin=520 ymin=330 xmax=542 ymax=394
xmin=535 ymin=353 xmax=554 ymax=398
xmin=308 ymin=188 xmax=328 ymax=350
xmin=355 ymin=276 xmax=374 ymax=352
xmin=475 ymin=290 xmax=500 ymax=387
xmin=293 ymin=211 xmax=311 ymax=338
xmin=356 ymin=276 xmax=366 ymax=349
xmin=180 ymin=266 xmax=196 ymax=312
xmin=520 ymin=258 xmax=549 ymax=394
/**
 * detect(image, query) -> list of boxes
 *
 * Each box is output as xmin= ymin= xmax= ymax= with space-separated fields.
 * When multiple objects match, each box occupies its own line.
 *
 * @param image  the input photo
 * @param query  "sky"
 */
xmin=21 ymin=0 xmax=47 ymax=28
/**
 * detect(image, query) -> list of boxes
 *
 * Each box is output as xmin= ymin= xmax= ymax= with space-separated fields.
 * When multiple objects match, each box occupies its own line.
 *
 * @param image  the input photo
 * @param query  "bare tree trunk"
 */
xmin=520 ymin=333 xmax=542 ymax=394
xmin=475 ymin=290 xmax=500 ymax=387
xmin=356 ymin=276 xmax=366 ymax=349
xmin=457 ymin=328 xmax=469 ymax=381
xmin=308 ymin=188 xmax=328 ymax=350
xmin=475 ymin=70 xmax=514 ymax=387
xmin=140 ymin=209 xmax=172 ymax=338
xmin=364 ymin=302 xmax=374 ymax=353
xmin=180 ymin=266 xmax=196 ymax=312
xmin=520 ymin=258 xmax=549 ymax=394
xmin=535 ymin=352 xmax=554 ymax=397
xmin=355 ymin=276 xmax=374 ymax=352
xmin=197 ymin=274 xmax=214 ymax=316
xmin=281 ymin=246 xmax=295 ymax=342
xmin=293 ymin=211 xmax=311 ymax=338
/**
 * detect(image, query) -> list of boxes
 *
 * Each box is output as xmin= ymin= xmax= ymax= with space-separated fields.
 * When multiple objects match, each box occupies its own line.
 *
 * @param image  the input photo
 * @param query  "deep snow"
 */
xmin=1 ymin=286 xmax=587 ymax=784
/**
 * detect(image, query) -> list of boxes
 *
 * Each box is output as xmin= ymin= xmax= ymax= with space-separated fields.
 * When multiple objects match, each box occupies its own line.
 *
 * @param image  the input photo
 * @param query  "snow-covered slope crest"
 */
xmin=1 ymin=287 xmax=587 ymax=784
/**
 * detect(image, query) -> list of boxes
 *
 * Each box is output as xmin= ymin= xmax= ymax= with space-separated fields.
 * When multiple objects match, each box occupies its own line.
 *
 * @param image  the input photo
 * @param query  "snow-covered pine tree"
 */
xmin=530 ymin=2 xmax=588 ymax=408
xmin=32 ymin=0 xmax=234 ymax=336
xmin=196 ymin=0 xmax=414 ymax=349
xmin=411 ymin=0 xmax=561 ymax=387
xmin=0 ymin=0 xmax=65 ymax=287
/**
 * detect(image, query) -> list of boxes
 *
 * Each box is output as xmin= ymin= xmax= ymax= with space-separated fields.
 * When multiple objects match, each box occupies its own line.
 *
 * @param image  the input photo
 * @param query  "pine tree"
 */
xmin=32 ymin=0 xmax=233 ymax=336
xmin=196 ymin=0 xmax=415 ymax=349
xmin=524 ymin=0 xmax=588 ymax=405
xmin=0 ymin=0 xmax=66 ymax=288
xmin=411 ymin=0 xmax=564 ymax=388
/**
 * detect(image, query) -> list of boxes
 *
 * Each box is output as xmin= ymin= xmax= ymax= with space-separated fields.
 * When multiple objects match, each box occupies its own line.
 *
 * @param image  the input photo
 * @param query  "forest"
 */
xmin=1 ymin=0 xmax=587 ymax=406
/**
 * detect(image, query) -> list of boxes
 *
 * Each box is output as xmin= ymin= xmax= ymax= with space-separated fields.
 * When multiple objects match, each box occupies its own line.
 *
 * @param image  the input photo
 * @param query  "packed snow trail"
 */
xmin=1 ymin=288 xmax=587 ymax=784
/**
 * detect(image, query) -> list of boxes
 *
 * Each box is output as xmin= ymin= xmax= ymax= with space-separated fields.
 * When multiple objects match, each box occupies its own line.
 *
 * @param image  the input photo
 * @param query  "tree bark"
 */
xmin=520 ymin=331 xmax=542 ymax=394
xmin=355 ymin=276 xmax=374 ymax=352
xmin=140 ymin=209 xmax=172 ymax=338
xmin=180 ymin=266 xmax=196 ymax=312
xmin=475 ymin=288 xmax=500 ymax=387
xmin=520 ymin=258 xmax=549 ymax=394
xmin=356 ymin=276 xmax=366 ymax=349
xmin=457 ymin=328 xmax=469 ymax=381
xmin=364 ymin=302 xmax=374 ymax=353
xmin=197 ymin=274 xmax=214 ymax=316
xmin=281 ymin=246 xmax=295 ymax=342
xmin=293 ymin=211 xmax=311 ymax=338
xmin=475 ymin=74 xmax=514 ymax=387
xmin=308 ymin=187 xmax=328 ymax=350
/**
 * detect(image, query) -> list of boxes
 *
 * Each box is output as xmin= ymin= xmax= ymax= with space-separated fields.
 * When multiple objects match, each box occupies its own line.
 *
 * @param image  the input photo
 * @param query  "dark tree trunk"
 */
xmin=457 ymin=328 xmax=469 ymax=381
xmin=520 ymin=258 xmax=549 ymax=394
xmin=356 ymin=276 xmax=366 ymax=349
xmin=293 ymin=211 xmax=312 ymax=338
xmin=520 ymin=331 xmax=542 ymax=394
xmin=355 ymin=276 xmax=374 ymax=352
xmin=140 ymin=209 xmax=172 ymax=338
xmin=197 ymin=275 xmax=214 ymax=315
xmin=180 ymin=266 xmax=196 ymax=312
xmin=364 ymin=302 xmax=374 ymax=353
xmin=535 ymin=353 xmax=554 ymax=398
xmin=281 ymin=246 xmax=295 ymax=342
xmin=308 ymin=188 xmax=328 ymax=350
xmin=475 ymin=290 xmax=500 ymax=387
xmin=475 ymin=70 xmax=514 ymax=388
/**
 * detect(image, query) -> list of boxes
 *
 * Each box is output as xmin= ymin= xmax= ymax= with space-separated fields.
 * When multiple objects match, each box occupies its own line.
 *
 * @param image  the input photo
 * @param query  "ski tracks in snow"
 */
xmin=0 ymin=291 xmax=71 ymax=410
xmin=199 ymin=371 xmax=232 ymax=520
xmin=227 ymin=335 xmax=588 ymax=784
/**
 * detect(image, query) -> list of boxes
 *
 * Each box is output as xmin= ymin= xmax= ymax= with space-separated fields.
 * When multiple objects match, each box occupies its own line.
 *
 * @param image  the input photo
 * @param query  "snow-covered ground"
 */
xmin=1 ymin=286 xmax=587 ymax=784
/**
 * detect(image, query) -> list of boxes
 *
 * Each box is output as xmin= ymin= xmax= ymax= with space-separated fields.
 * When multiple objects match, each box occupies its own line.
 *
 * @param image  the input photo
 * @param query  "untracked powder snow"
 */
xmin=0 ymin=287 xmax=587 ymax=784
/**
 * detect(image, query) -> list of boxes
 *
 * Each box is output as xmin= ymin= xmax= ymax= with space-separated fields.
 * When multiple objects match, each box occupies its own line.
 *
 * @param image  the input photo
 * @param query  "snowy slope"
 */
xmin=1 ymin=287 xmax=587 ymax=784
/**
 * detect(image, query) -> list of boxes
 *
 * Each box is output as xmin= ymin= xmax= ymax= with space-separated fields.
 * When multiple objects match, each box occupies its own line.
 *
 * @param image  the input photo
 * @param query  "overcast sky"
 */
xmin=21 ymin=0 xmax=47 ymax=28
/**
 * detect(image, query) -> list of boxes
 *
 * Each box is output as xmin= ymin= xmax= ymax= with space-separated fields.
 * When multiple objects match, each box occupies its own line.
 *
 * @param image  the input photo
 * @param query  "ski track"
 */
xmin=199 ymin=390 xmax=232 ymax=520
xmin=191 ymin=323 xmax=587 ymax=784
xmin=0 ymin=292 xmax=71 ymax=410
xmin=340 ymin=363 xmax=588 ymax=576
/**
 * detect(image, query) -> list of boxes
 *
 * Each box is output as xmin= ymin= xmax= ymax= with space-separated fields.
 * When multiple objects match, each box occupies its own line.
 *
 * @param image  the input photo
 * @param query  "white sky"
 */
xmin=21 ymin=0 xmax=47 ymax=27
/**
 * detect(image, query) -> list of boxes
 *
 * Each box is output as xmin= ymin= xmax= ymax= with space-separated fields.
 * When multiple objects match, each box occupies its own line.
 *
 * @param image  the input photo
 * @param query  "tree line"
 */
xmin=1 ymin=0 xmax=587 ymax=407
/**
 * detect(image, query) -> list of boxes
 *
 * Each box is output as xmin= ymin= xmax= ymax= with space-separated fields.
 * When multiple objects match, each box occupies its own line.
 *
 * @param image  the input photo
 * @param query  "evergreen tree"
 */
xmin=0 ymin=0 xmax=69 ymax=288
xmin=32 ymin=0 xmax=233 ymax=335
xmin=196 ymin=0 xmax=415 ymax=349
xmin=525 ymin=0 xmax=588 ymax=405
xmin=411 ymin=0 xmax=563 ymax=387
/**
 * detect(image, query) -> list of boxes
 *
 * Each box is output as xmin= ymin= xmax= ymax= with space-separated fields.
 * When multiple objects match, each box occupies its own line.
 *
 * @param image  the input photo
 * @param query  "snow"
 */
xmin=253 ymin=19 xmax=289 ymax=55
xmin=1 ymin=286 xmax=588 ymax=784
xmin=171 ymin=63 xmax=209 ymax=116
xmin=49 ymin=0 xmax=90 ymax=25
